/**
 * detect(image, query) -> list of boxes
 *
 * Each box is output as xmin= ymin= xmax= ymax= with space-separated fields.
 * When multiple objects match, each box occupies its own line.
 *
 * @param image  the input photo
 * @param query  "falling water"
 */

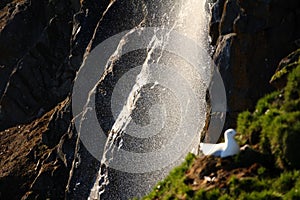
xmin=73 ymin=0 xmax=212 ymax=199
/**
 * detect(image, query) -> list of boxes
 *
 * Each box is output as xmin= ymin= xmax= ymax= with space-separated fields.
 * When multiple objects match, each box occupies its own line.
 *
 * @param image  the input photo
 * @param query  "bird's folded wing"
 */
xmin=200 ymin=143 xmax=225 ymax=156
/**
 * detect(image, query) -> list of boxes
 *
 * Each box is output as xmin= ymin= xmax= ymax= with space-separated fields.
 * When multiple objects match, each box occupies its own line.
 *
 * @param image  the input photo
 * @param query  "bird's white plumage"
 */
xmin=200 ymin=129 xmax=240 ymax=158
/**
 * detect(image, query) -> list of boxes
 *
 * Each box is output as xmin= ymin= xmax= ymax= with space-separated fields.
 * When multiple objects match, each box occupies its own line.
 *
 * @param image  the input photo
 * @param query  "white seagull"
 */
xmin=200 ymin=129 xmax=240 ymax=158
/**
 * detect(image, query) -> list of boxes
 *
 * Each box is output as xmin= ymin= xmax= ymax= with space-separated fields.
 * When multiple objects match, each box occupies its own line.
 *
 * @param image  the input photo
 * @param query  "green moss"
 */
xmin=193 ymin=189 xmax=221 ymax=200
xmin=270 ymin=49 xmax=300 ymax=88
xmin=236 ymin=91 xmax=285 ymax=146
xmin=254 ymin=92 xmax=282 ymax=116
xmin=270 ymin=61 xmax=298 ymax=85
xmin=238 ymin=190 xmax=282 ymax=200
xmin=228 ymin=176 xmax=269 ymax=197
xmin=236 ymin=111 xmax=254 ymax=144
xmin=284 ymin=177 xmax=300 ymax=200
xmin=270 ymin=112 xmax=300 ymax=168
xmin=144 ymin=160 xmax=300 ymax=200
xmin=143 ymin=153 xmax=196 ymax=200
xmin=237 ymin=64 xmax=300 ymax=169
xmin=225 ymin=171 xmax=300 ymax=199
xmin=144 ymin=51 xmax=300 ymax=200
xmin=218 ymin=194 xmax=234 ymax=200
xmin=257 ymin=166 xmax=267 ymax=176
xmin=283 ymin=64 xmax=300 ymax=112
xmin=273 ymin=171 xmax=300 ymax=193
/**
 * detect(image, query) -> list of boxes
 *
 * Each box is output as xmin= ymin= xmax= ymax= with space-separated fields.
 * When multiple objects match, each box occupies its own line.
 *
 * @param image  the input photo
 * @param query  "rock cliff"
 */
xmin=210 ymin=0 xmax=300 ymax=128
xmin=0 ymin=0 xmax=189 ymax=198
xmin=0 ymin=0 xmax=300 ymax=199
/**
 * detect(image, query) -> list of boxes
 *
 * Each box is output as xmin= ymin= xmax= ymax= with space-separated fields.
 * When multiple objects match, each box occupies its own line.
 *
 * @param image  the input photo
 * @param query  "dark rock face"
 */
xmin=1 ymin=0 xmax=300 ymax=199
xmin=0 ymin=0 xmax=79 ymax=131
xmin=0 ymin=0 xmax=120 ymax=197
xmin=209 ymin=0 xmax=300 ymax=128
xmin=0 ymin=99 xmax=71 ymax=199
xmin=0 ymin=0 xmax=102 ymax=198
xmin=209 ymin=0 xmax=226 ymax=45
xmin=0 ymin=0 xmax=185 ymax=199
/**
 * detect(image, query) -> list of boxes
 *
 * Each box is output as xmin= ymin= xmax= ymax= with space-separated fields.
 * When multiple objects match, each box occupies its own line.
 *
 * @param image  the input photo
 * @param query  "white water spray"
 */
xmin=72 ymin=0 xmax=212 ymax=199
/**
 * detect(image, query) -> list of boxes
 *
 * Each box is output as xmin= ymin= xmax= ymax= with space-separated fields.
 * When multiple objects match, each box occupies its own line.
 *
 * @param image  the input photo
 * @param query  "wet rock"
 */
xmin=0 ymin=0 xmax=152 ymax=198
xmin=219 ymin=0 xmax=240 ymax=35
xmin=209 ymin=0 xmax=300 ymax=129
xmin=209 ymin=0 xmax=226 ymax=45
xmin=28 ymin=162 xmax=67 ymax=199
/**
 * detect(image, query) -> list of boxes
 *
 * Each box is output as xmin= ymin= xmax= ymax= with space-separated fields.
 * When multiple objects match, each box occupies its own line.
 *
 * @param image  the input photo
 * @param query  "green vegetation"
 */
xmin=237 ymin=65 xmax=300 ymax=169
xmin=270 ymin=49 xmax=300 ymax=87
xmin=226 ymin=170 xmax=300 ymax=200
xmin=143 ymin=153 xmax=196 ymax=200
xmin=143 ymin=53 xmax=300 ymax=199
xmin=143 ymin=156 xmax=300 ymax=200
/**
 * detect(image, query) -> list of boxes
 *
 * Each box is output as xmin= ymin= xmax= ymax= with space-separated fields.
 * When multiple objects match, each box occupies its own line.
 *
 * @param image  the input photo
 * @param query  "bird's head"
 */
xmin=224 ymin=129 xmax=236 ymax=138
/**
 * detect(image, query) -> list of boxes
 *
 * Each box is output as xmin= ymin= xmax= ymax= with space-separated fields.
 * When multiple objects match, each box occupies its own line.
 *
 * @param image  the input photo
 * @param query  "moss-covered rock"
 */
xmin=143 ymin=153 xmax=300 ymax=200
xmin=237 ymin=59 xmax=300 ymax=169
xmin=144 ymin=53 xmax=300 ymax=199
xmin=270 ymin=49 xmax=300 ymax=90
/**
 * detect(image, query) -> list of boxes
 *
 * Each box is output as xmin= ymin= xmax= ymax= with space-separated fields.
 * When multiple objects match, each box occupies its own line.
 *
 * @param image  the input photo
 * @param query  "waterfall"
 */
xmin=72 ymin=0 xmax=213 ymax=199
